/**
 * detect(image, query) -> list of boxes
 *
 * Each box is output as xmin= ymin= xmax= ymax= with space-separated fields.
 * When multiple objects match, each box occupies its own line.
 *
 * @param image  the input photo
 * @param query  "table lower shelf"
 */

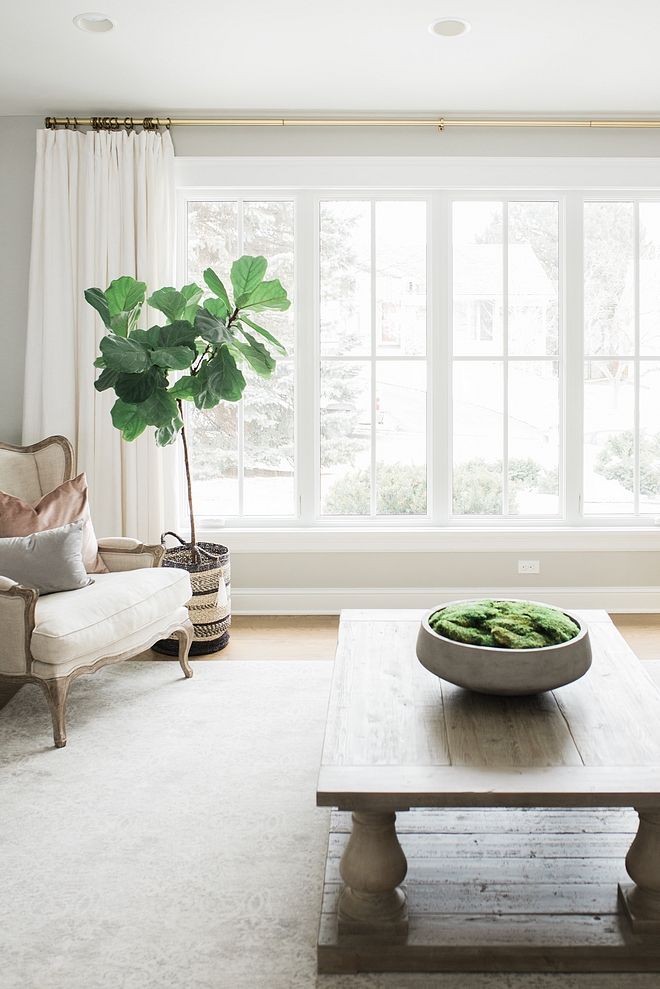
xmin=318 ymin=807 xmax=660 ymax=974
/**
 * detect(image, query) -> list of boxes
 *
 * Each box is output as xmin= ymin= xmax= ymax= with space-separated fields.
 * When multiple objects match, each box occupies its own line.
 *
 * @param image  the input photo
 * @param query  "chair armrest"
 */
xmin=97 ymin=537 xmax=165 ymax=572
xmin=0 ymin=580 xmax=38 ymax=675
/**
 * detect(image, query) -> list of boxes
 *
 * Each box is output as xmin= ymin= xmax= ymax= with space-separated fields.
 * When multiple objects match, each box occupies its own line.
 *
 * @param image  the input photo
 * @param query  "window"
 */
xmin=179 ymin=171 xmax=660 ymax=530
xmin=452 ymin=201 xmax=560 ymax=517
xmin=583 ymin=202 xmax=660 ymax=516
xmin=185 ymin=199 xmax=295 ymax=518
xmin=319 ymin=200 xmax=427 ymax=517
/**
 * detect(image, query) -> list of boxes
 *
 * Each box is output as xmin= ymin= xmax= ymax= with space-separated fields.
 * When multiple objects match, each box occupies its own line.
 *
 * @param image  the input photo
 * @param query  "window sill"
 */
xmin=195 ymin=525 xmax=660 ymax=554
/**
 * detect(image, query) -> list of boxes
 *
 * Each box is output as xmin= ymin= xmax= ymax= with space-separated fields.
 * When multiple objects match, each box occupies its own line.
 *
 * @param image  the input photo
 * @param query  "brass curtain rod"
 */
xmin=44 ymin=115 xmax=660 ymax=131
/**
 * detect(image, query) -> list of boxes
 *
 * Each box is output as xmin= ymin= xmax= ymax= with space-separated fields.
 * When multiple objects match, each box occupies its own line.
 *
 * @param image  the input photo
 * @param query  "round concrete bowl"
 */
xmin=416 ymin=600 xmax=592 ymax=696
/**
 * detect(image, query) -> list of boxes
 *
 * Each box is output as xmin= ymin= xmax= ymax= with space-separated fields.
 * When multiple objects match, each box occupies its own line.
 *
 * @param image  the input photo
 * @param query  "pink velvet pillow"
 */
xmin=0 ymin=472 xmax=108 ymax=574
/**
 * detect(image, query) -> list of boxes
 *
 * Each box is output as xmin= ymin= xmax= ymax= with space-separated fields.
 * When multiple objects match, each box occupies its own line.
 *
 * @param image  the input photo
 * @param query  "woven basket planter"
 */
xmin=152 ymin=532 xmax=231 ymax=656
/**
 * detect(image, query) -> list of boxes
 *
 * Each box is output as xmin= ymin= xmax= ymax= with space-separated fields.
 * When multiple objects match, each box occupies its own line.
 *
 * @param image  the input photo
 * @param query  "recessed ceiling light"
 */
xmin=428 ymin=17 xmax=471 ymax=37
xmin=73 ymin=12 xmax=115 ymax=33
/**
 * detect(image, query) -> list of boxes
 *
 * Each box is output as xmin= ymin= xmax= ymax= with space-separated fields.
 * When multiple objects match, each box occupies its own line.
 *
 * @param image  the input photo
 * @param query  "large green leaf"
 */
xmin=129 ymin=326 xmax=161 ymax=349
xmin=203 ymin=268 xmax=232 ymax=312
xmin=106 ymin=276 xmax=147 ymax=316
xmin=114 ymin=367 xmax=160 ymax=403
xmin=231 ymin=331 xmax=276 ymax=377
xmin=238 ymin=278 xmax=290 ymax=312
xmin=239 ymin=317 xmax=286 ymax=355
xmin=180 ymin=283 xmax=204 ymax=323
xmin=203 ymin=296 xmax=230 ymax=322
xmin=85 ymin=288 xmax=111 ymax=329
xmin=100 ymin=335 xmax=149 ymax=373
xmin=111 ymin=399 xmax=148 ymax=442
xmin=106 ymin=276 xmax=146 ymax=336
xmin=192 ymin=349 xmax=245 ymax=408
xmin=155 ymin=413 xmax=184 ymax=446
xmin=147 ymin=287 xmax=187 ymax=323
xmin=192 ymin=363 xmax=220 ymax=409
xmin=149 ymin=345 xmax=196 ymax=370
xmin=195 ymin=307 xmax=232 ymax=345
xmin=206 ymin=347 xmax=246 ymax=402
xmin=230 ymin=255 xmax=267 ymax=301
xmin=138 ymin=388 xmax=180 ymax=427
xmin=158 ymin=321 xmax=198 ymax=350
xmin=94 ymin=367 xmax=120 ymax=392
xmin=168 ymin=375 xmax=197 ymax=400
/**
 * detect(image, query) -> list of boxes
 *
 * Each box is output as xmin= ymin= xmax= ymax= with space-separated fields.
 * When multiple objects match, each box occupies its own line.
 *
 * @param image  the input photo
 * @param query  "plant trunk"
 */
xmin=177 ymin=400 xmax=200 ymax=564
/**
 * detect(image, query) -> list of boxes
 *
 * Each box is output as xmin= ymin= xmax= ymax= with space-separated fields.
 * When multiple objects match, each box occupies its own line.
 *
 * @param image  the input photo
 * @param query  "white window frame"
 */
xmin=175 ymin=156 xmax=660 ymax=552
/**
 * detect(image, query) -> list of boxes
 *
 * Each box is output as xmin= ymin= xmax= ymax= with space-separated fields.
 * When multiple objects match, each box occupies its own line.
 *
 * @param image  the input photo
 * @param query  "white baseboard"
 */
xmin=231 ymin=586 xmax=660 ymax=615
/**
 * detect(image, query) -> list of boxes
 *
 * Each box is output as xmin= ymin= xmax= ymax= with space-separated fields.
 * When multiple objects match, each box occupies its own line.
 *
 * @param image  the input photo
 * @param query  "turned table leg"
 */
xmin=619 ymin=808 xmax=660 ymax=932
xmin=338 ymin=810 xmax=408 ymax=938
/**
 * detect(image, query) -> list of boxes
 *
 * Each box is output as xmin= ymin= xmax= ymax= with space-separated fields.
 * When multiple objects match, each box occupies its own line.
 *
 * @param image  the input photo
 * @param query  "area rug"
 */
xmin=0 ymin=660 xmax=658 ymax=989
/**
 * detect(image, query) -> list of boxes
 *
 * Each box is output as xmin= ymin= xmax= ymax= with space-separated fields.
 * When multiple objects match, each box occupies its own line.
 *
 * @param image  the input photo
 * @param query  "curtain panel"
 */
xmin=23 ymin=128 xmax=178 ymax=542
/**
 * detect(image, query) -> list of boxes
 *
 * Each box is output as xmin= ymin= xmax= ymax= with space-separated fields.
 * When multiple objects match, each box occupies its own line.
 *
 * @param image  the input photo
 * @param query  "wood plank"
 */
xmin=318 ymin=911 xmax=660 ymax=974
xmin=322 ymin=880 xmax=621 ymax=916
xmin=323 ymin=853 xmax=628 ymax=886
xmin=317 ymin=764 xmax=660 ymax=808
xmin=327 ymin=830 xmax=632 ymax=860
xmin=553 ymin=622 xmax=660 ymax=767
xmin=554 ymin=624 xmax=660 ymax=766
xmin=440 ymin=681 xmax=582 ymax=768
xmin=321 ymin=620 xmax=449 ymax=767
xmin=330 ymin=807 xmax=639 ymax=833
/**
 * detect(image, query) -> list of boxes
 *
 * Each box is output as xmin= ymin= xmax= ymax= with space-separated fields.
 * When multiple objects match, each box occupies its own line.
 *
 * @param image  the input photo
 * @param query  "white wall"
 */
xmin=0 ymin=116 xmax=39 ymax=443
xmin=2 ymin=115 xmax=660 ymax=608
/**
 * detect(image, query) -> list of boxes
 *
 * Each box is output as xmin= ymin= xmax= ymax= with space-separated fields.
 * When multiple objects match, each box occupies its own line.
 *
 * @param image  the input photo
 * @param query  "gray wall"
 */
xmin=0 ymin=116 xmax=40 ymax=443
xmin=2 ymin=115 xmax=659 ymax=604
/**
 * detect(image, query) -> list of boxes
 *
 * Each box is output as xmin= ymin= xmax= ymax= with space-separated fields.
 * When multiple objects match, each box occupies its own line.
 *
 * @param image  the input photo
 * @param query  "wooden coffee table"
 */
xmin=316 ymin=609 xmax=660 ymax=973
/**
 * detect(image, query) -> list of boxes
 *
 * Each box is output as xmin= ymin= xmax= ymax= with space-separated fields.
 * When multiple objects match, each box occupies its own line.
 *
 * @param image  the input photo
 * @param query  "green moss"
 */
xmin=429 ymin=600 xmax=579 ymax=650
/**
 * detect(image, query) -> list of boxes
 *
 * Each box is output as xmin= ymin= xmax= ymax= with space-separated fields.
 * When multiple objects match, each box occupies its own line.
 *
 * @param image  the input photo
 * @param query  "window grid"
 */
xmin=317 ymin=198 xmax=429 ymax=519
xmin=179 ymin=188 xmax=660 ymax=529
xmin=183 ymin=196 xmax=296 ymax=521
xmin=449 ymin=198 xmax=562 ymax=520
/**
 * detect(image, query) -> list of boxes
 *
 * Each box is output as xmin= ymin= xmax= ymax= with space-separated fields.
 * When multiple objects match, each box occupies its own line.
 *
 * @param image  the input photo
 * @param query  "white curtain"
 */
xmin=23 ymin=128 xmax=178 ymax=542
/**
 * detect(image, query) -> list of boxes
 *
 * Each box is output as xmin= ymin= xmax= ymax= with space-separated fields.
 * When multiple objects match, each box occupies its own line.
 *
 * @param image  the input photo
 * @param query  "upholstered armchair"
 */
xmin=0 ymin=436 xmax=194 ymax=747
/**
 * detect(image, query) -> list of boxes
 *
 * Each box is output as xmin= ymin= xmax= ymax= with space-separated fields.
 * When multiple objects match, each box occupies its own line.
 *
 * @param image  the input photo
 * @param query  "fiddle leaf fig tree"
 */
xmin=85 ymin=257 xmax=290 ymax=559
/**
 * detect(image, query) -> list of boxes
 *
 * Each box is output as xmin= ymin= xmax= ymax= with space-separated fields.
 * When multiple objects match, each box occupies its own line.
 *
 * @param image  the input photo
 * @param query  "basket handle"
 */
xmin=160 ymin=531 xmax=220 ymax=563
xmin=160 ymin=530 xmax=187 ymax=548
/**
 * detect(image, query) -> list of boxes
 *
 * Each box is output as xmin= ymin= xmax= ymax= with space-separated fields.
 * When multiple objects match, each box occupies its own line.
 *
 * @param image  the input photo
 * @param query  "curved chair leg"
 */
xmin=39 ymin=677 xmax=71 ymax=748
xmin=173 ymin=623 xmax=194 ymax=679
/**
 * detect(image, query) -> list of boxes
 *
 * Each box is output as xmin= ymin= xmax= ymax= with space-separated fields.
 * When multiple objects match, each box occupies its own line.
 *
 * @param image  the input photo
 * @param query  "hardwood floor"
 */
xmin=611 ymin=614 xmax=660 ymax=662
xmin=1 ymin=614 xmax=658 ymax=713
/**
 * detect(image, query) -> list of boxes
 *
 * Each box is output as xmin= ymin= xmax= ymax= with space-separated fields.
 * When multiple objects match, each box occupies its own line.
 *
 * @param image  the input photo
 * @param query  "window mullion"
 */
xmin=237 ymin=201 xmax=245 ymax=516
xmin=432 ymin=192 xmax=450 ymax=523
xmin=502 ymin=201 xmax=509 ymax=516
xmin=370 ymin=200 xmax=377 ymax=518
xmin=296 ymin=191 xmax=316 ymax=523
xmin=564 ymin=192 xmax=584 ymax=523
xmin=634 ymin=200 xmax=640 ymax=516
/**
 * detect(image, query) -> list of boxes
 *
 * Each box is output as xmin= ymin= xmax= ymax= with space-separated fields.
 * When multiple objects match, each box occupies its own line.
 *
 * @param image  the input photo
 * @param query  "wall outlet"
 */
xmin=518 ymin=559 xmax=540 ymax=575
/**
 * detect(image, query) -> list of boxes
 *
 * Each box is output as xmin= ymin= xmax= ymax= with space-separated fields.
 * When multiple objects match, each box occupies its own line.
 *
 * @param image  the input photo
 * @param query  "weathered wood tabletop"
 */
xmin=317 ymin=609 xmax=660 ymax=808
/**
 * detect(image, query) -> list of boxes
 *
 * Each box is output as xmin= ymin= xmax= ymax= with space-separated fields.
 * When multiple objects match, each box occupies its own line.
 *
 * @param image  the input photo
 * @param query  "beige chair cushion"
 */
xmin=31 ymin=567 xmax=192 ymax=667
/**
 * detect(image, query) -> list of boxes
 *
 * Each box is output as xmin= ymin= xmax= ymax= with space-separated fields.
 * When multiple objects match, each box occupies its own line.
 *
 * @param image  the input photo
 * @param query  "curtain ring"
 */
xmin=166 ymin=117 xmax=172 ymax=130
xmin=73 ymin=117 xmax=79 ymax=130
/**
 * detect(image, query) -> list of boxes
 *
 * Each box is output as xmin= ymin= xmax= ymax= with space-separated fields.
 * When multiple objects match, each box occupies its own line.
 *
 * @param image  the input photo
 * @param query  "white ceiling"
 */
xmin=2 ymin=0 xmax=659 ymax=117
